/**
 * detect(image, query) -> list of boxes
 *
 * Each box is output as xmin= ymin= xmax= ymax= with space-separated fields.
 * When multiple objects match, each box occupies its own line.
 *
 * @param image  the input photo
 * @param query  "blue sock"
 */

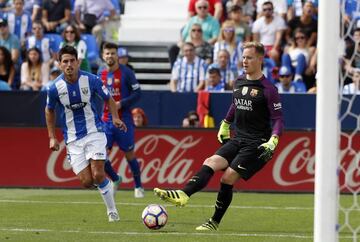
xmin=104 ymin=160 xmax=120 ymax=182
xmin=128 ymin=158 xmax=142 ymax=188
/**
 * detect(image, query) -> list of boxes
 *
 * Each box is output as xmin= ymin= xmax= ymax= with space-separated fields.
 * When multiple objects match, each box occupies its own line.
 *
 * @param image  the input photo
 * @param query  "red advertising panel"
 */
xmin=0 ymin=128 xmax=359 ymax=192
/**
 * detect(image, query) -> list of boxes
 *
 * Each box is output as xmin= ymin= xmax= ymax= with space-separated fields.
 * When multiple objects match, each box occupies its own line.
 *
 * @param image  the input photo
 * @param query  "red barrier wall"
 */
xmin=0 ymin=128 xmax=358 ymax=192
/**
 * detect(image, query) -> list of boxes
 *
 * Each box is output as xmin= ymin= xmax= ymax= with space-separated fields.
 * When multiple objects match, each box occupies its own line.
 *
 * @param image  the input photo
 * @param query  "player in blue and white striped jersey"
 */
xmin=45 ymin=45 xmax=126 ymax=222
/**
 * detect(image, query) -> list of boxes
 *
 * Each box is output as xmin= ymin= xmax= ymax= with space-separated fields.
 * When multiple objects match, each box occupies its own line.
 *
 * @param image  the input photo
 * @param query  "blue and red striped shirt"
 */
xmin=99 ymin=64 xmax=141 ymax=123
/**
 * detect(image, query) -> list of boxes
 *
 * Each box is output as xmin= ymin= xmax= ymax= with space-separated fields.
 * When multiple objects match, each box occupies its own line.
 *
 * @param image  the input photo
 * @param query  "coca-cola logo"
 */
xmin=273 ymin=137 xmax=315 ymax=186
xmin=46 ymin=134 xmax=201 ymax=184
xmin=273 ymin=136 xmax=360 ymax=189
xmin=45 ymin=132 xmax=359 ymax=191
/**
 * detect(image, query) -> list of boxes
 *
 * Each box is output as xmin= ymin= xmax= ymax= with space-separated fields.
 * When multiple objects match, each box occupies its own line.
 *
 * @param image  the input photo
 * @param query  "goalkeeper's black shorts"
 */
xmin=215 ymin=138 xmax=268 ymax=180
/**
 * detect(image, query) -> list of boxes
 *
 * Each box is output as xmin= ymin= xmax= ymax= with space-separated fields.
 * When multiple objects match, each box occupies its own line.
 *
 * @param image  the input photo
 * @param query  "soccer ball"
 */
xmin=141 ymin=204 xmax=168 ymax=230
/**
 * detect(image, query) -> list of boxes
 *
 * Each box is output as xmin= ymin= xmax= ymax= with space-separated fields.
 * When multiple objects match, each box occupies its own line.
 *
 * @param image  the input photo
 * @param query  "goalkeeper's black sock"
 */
xmin=212 ymin=183 xmax=233 ymax=224
xmin=182 ymin=165 xmax=214 ymax=197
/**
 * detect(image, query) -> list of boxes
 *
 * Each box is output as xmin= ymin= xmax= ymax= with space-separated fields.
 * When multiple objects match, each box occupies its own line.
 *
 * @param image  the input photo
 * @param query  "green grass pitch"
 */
xmin=0 ymin=188 xmax=357 ymax=241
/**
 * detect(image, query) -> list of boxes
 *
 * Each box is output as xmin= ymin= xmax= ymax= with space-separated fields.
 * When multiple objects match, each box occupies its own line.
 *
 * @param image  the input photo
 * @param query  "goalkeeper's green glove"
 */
xmin=257 ymin=136 xmax=279 ymax=162
xmin=217 ymin=120 xmax=231 ymax=144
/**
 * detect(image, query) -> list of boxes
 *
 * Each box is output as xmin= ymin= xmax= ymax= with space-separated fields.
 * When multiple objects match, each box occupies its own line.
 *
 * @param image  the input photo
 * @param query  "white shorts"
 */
xmin=66 ymin=132 xmax=107 ymax=175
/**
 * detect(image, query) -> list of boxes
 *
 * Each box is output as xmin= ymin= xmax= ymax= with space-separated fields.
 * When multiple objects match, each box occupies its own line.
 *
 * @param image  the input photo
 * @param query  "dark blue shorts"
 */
xmin=215 ymin=138 xmax=268 ymax=180
xmin=104 ymin=121 xmax=135 ymax=152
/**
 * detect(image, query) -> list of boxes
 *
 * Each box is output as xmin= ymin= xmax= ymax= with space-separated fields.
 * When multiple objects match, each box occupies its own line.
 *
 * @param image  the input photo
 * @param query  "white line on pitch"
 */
xmin=0 ymin=227 xmax=314 ymax=239
xmin=0 ymin=199 xmax=313 ymax=210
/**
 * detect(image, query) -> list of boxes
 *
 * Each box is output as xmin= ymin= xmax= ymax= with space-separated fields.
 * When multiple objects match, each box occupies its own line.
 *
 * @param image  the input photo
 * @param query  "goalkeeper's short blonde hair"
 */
xmin=243 ymin=41 xmax=265 ymax=57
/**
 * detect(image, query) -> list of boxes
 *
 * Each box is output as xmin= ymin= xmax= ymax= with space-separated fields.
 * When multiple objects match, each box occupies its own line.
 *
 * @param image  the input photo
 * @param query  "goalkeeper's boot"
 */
xmin=153 ymin=188 xmax=189 ymax=207
xmin=195 ymin=218 xmax=219 ymax=231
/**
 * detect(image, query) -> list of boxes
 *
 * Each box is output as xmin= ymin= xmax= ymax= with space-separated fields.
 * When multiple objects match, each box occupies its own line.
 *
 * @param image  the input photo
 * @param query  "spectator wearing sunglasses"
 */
xmin=286 ymin=1 xmax=317 ymax=48
xmin=256 ymin=0 xmax=288 ymax=20
xmin=252 ymin=1 xmax=286 ymax=65
xmin=281 ymin=28 xmax=316 ymax=84
xmin=181 ymin=0 xmax=220 ymax=45
xmin=172 ymin=23 xmax=213 ymax=66
xmin=188 ymin=0 xmax=223 ymax=21
xmin=59 ymin=24 xmax=91 ymax=72
xmin=213 ymin=20 xmax=242 ymax=68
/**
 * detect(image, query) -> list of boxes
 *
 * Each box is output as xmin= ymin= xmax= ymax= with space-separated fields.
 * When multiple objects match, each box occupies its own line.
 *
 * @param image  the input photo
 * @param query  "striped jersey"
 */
xmin=46 ymin=71 xmax=110 ymax=144
xmin=206 ymin=64 xmax=238 ymax=88
xmin=213 ymin=41 xmax=243 ymax=67
xmin=26 ymin=36 xmax=54 ymax=62
xmin=171 ymin=56 xmax=207 ymax=92
xmin=99 ymin=64 xmax=141 ymax=123
xmin=4 ymin=11 xmax=32 ymax=43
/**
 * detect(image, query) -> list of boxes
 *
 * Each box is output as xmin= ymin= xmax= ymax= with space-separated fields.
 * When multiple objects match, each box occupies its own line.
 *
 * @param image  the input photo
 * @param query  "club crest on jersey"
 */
xmin=81 ymin=87 xmax=89 ymax=95
xmin=107 ymin=78 xmax=112 ymax=85
xmin=250 ymin=89 xmax=258 ymax=97
xmin=72 ymin=91 xmax=76 ymax=96
xmin=242 ymin=87 xmax=248 ymax=96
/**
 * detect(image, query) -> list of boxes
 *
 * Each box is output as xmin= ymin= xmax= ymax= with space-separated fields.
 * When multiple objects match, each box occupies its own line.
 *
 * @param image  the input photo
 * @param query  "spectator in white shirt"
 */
xmin=252 ymin=1 xmax=286 ymax=65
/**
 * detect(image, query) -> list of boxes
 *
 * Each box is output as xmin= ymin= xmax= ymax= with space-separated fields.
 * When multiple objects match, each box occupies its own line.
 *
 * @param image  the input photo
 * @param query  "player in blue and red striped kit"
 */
xmin=155 ymin=41 xmax=284 ymax=230
xmin=99 ymin=42 xmax=144 ymax=198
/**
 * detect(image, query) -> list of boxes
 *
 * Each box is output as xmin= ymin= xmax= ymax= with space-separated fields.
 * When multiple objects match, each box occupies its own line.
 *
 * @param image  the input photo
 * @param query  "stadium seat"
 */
xmin=81 ymin=34 xmax=100 ymax=68
xmin=44 ymin=33 xmax=63 ymax=52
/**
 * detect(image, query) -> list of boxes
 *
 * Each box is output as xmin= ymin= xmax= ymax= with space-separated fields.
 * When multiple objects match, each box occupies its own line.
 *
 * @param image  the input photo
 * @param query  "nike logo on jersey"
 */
xmin=237 ymin=165 xmax=247 ymax=170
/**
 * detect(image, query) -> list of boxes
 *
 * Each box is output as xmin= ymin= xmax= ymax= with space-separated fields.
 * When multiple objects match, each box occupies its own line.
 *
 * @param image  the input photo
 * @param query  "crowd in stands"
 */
xmin=170 ymin=0 xmax=360 ymax=95
xmin=0 ymin=0 xmax=359 ymax=96
xmin=0 ymin=0 xmax=121 ymax=90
